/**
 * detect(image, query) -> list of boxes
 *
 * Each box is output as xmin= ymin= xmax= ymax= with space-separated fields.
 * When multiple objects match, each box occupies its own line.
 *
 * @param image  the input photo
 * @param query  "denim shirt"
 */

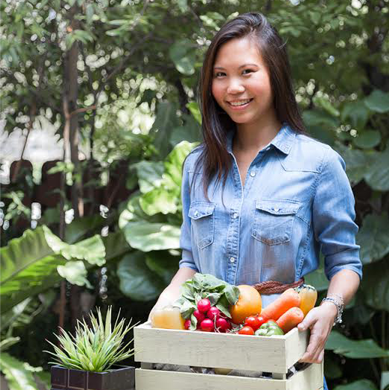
xmin=179 ymin=124 xmax=362 ymax=308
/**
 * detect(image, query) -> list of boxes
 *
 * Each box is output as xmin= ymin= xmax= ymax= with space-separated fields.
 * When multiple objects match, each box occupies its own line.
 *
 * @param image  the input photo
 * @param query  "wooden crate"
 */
xmin=134 ymin=322 xmax=323 ymax=390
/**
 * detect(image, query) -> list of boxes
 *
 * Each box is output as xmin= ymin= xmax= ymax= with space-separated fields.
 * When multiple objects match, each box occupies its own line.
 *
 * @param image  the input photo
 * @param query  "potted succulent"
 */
xmin=46 ymin=306 xmax=136 ymax=390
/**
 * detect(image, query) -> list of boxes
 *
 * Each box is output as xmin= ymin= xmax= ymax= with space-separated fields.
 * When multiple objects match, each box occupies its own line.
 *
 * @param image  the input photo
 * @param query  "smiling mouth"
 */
xmin=227 ymin=98 xmax=253 ymax=107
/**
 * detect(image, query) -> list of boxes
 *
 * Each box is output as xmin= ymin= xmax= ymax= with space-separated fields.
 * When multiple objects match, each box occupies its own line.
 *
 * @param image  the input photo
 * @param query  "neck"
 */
xmin=234 ymin=115 xmax=282 ymax=152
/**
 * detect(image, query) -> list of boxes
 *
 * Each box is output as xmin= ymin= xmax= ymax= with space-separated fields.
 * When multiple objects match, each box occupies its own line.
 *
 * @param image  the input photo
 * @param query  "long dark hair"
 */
xmin=196 ymin=12 xmax=305 ymax=197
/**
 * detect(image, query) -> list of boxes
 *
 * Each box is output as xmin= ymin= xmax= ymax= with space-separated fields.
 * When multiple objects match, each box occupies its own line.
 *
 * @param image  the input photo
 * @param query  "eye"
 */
xmin=214 ymin=72 xmax=226 ymax=78
xmin=242 ymin=69 xmax=254 ymax=75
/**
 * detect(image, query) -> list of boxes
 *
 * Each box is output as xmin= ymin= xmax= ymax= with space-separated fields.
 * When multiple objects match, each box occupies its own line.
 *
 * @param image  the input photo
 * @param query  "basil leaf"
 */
xmin=180 ymin=300 xmax=196 ymax=319
xmin=225 ymin=285 xmax=240 ymax=305
xmin=206 ymin=292 xmax=222 ymax=305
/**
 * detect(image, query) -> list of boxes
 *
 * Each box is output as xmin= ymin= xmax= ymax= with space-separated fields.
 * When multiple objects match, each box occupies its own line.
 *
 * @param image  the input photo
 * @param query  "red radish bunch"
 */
xmin=194 ymin=298 xmax=232 ymax=333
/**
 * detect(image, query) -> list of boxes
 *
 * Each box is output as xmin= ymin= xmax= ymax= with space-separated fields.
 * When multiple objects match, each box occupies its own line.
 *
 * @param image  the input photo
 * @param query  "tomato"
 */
xmin=238 ymin=326 xmax=255 ymax=335
xmin=244 ymin=316 xmax=261 ymax=331
xmin=256 ymin=315 xmax=268 ymax=328
xmin=229 ymin=285 xmax=262 ymax=324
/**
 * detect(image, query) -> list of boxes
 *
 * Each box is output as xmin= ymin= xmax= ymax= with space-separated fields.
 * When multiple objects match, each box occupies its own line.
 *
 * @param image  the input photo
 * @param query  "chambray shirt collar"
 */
xmin=226 ymin=122 xmax=296 ymax=155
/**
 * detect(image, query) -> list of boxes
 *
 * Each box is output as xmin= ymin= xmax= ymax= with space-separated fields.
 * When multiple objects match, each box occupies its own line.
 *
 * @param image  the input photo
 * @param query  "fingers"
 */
xmin=298 ymin=308 xmax=330 ymax=364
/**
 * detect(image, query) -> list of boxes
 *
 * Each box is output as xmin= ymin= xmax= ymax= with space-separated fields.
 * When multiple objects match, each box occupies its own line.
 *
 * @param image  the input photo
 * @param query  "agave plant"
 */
xmin=46 ymin=306 xmax=137 ymax=372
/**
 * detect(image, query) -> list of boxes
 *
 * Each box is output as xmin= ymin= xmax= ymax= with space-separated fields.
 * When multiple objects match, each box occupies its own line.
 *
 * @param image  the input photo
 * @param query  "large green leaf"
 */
xmin=138 ymin=141 xmax=196 ymax=216
xmin=0 ymin=226 xmax=105 ymax=312
xmin=303 ymin=109 xmax=339 ymax=130
xmin=341 ymin=100 xmax=370 ymax=129
xmin=0 ymin=352 xmax=38 ymax=390
xmin=170 ymin=115 xmax=201 ymax=146
xmin=122 ymin=221 xmax=181 ymax=252
xmin=334 ymin=380 xmax=378 ymax=390
xmin=0 ymin=337 xmax=20 ymax=352
xmin=65 ymin=215 xmax=107 ymax=244
xmin=364 ymin=90 xmax=389 ymax=113
xmin=361 ymin=259 xmax=389 ymax=312
xmin=117 ymin=252 xmax=164 ymax=301
xmin=364 ymin=148 xmax=389 ymax=191
xmin=145 ymin=251 xmax=179 ymax=284
xmin=357 ymin=214 xmax=389 ymax=264
xmin=102 ymin=231 xmax=131 ymax=261
xmin=335 ymin=144 xmax=368 ymax=185
xmin=169 ymin=39 xmax=196 ymax=75
xmin=353 ymin=130 xmax=381 ymax=149
xmin=149 ymin=101 xmax=180 ymax=159
xmin=326 ymin=331 xmax=389 ymax=358
xmin=133 ymin=161 xmax=164 ymax=194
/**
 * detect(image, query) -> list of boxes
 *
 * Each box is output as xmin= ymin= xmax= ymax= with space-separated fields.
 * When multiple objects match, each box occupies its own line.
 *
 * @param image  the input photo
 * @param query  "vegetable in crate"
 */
xmin=229 ymin=285 xmax=262 ymax=324
xmin=174 ymin=273 xmax=240 ymax=331
xmin=150 ymin=306 xmax=186 ymax=330
xmin=295 ymin=284 xmax=318 ymax=317
xmin=260 ymin=288 xmax=300 ymax=321
xmin=255 ymin=320 xmax=284 ymax=336
xmin=277 ymin=307 xmax=304 ymax=333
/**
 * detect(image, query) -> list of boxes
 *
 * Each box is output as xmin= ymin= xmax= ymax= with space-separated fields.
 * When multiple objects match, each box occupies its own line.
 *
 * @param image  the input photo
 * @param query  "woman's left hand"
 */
xmin=297 ymin=302 xmax=338 ymax=363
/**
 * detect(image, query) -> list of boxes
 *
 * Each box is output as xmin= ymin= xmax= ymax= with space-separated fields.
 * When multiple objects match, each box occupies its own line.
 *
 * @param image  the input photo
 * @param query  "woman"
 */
xmin=151 ymin=12 xmax=362 ymax=388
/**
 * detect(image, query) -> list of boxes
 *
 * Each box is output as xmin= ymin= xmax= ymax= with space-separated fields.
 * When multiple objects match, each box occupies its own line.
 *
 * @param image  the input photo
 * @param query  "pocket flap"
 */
xmin=255 ymin=200 xmax=300 ymax=215
xmin=189 ymin=202 xmax=215 ymax=220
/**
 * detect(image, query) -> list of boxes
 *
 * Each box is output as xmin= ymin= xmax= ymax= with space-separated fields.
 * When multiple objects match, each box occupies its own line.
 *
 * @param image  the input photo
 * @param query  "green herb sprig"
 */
xmin=45 ymin=306 xmax=137 ymax=372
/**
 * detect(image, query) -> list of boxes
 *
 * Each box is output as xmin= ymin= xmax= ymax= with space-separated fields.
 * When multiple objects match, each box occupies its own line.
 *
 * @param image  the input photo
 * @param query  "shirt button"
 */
xmin=194 ymin=210 xmax=199 ymax=217
xmin=233 ymin=212 xmax=239 ymax=219
xmin=250 ymin=171 xmax=256 ymax=177
xmin=230 ymin=257 xmax=235 ymax=263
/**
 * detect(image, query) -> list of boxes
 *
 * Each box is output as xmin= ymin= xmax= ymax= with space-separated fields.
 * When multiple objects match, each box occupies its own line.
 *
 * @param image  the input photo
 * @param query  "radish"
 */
xmin=184 ymin=319 xmax=191 ymax=330
xmin=200 ymin=318 xmax=214 ymax=332
xmin=197 ymin=298 xmax=211 ymax=313
xmin=193 ymin=309 xmax=205 ymax=323
xmin=207 ymin=307 xmax=220 ymax=320
xmin=216 ymin=317 xmax=231 ymax=332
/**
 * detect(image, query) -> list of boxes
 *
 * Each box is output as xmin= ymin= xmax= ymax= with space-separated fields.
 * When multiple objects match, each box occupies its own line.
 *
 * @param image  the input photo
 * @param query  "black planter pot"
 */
xmin=51 ymin=365 xmax=135 ymax=390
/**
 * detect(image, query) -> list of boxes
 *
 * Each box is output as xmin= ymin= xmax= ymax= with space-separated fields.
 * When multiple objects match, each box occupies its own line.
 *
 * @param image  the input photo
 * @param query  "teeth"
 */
xmin=229 ymin=99 xmax=251 ymax=106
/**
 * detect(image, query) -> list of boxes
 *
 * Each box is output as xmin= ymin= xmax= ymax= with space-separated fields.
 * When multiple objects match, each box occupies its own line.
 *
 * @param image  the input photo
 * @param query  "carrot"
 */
xmin=260 ymin=288 xmax=301 ymax=321
xmin=276 ymin=307 xmax=304 ymax=333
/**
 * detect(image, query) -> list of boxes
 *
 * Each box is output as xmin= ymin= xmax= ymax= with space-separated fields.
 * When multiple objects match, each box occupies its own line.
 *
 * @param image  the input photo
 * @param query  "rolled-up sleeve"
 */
xmin=178 ymin=156 xmax=199 ymax=271
xmin=312 ymin=147 xmax=362 ymax=281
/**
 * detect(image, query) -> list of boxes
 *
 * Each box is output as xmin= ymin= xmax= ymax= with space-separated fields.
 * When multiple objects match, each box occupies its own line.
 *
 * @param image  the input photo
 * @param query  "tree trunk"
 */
xmin=64 ymin=4 xmax=84 ymax=219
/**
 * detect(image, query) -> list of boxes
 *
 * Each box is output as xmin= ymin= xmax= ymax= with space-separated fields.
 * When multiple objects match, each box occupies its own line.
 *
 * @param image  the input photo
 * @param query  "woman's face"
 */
xmin=211 ymin=36 xmax=275 ymax=129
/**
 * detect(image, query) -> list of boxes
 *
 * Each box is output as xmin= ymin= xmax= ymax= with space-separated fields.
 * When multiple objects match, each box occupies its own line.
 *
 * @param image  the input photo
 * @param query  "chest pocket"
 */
xmin=189 ymin=202 xmax=215 ymax=249
xmin=252 ymin=200 xmax=300 ymax=246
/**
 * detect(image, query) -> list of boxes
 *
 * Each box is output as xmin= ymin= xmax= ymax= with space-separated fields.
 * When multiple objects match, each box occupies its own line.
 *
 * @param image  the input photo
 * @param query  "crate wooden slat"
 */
xmin=135 ymin=364 xmax=323 ymax=390
xmin=134 ymin=323 xmax=308 ymax=373
xmin=134 ymin=322 xmax=324 ymax=390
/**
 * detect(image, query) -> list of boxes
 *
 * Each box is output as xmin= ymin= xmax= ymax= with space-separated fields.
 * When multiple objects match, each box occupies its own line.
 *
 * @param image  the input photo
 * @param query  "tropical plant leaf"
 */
xmin=145 ymin=251 xmax=179 ymax=284
xmin=364 ymin=90 xmax=389 ymax=113
xmin=361 ymin=259 xmax=389 ymax=312
xmin=169 ymin=39 xmax=196 ymax=75
xmin=341 ymin=100 xmax=370 ymax=128
xmin=102 ymin=231 xmax=131 ymax=261
xmin=0 ymin=352 xmax=39 ymax=390
xmin=117 ymin=252 xmax=164 ymax=301
xmin=0 ymin=226 xmax=105 ymax=312
xmin=122 ymin=221 xmax=181 ymax=252
xmin=364 ymin=148 xmax=389 ymax=191
xmin=133 ymin=160 xmax=164 ymax=194
xmin=357 ymin=214 xmax=389 ymax=264
xmin=326 ymin=331 xmax=389 ymax=358
xmin=65 ymin=215 xmax=107 ymax=244
xmin=352 ymin=130 xmax=381 ymax=149
xmin=335 ymin=144 xmax=368 ymax=185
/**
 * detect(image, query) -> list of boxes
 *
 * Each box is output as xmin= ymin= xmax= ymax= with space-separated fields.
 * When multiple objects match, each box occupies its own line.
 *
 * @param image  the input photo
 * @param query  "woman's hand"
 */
xmin=297 ymin=302 xmax=337 ymax=363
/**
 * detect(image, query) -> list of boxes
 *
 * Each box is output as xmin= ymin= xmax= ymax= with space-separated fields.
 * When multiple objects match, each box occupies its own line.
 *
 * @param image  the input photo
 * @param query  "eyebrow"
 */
xmin=213 ymin=63 xmax=259 ymax=70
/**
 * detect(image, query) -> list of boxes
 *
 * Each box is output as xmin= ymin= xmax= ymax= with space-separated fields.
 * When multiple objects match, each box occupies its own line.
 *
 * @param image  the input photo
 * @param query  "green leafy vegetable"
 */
xmin=174 ymin=273 xmax=239 ymax=330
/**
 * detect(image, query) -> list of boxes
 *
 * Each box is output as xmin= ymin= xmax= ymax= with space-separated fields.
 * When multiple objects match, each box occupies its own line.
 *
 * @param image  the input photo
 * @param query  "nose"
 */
xmin=227 ymin=78 xmax=245 ymax=94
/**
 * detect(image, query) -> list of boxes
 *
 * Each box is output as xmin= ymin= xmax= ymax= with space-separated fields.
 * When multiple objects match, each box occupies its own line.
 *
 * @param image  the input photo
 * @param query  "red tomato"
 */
xmin=238 ymin=326 xmax=254 ymax=335
xmin=256 ymin=316 xmax=269 ymax=327
xmin=244 ymin=316 xmax=261 ymax=331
